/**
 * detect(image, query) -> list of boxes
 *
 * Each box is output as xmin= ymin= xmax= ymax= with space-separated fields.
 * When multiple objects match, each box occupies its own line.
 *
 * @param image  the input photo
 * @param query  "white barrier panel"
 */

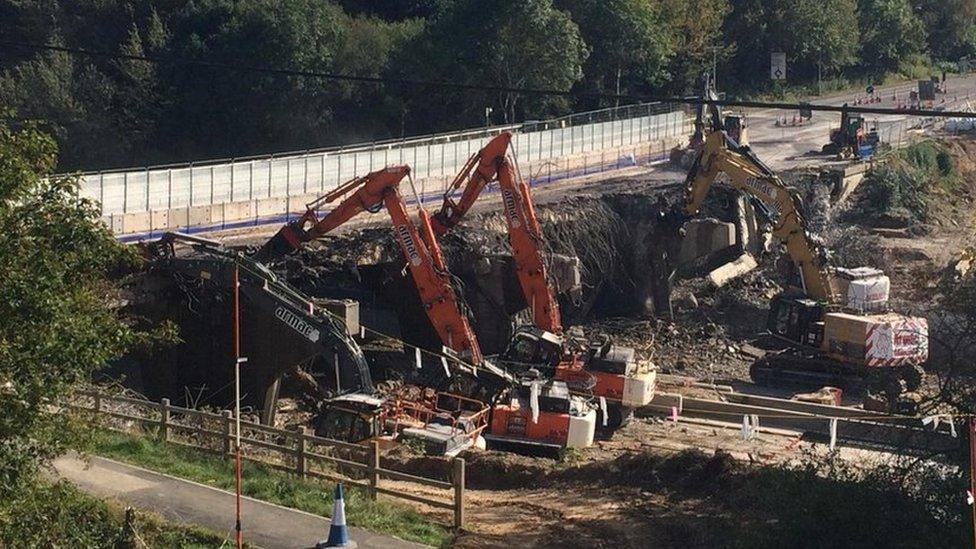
xmin=76 ymin=105 xmax=689 ymax=219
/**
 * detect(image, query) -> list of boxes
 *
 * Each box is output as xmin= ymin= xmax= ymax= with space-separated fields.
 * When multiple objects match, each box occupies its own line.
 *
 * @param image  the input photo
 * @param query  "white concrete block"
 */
xmin=707 ymin=254 xmax=758 ymax=288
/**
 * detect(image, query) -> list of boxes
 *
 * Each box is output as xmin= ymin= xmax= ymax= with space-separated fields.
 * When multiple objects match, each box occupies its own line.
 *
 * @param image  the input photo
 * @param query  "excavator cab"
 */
xmin=500 ymin=326 xmax=564 ymax=372
xmin=824 ymin=107 xmax=877 ymax=159
xmin=313 ymin=393 xmax=385 ymax=443
xmin=723 ymin=113 xmax=748 ymax=146
xmin=766 ymin=295 xmax=825 ymax=348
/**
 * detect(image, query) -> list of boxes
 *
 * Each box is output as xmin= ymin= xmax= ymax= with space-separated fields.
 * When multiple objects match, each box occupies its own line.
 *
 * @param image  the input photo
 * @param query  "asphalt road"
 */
xmin=53 ymin=453 xmax=428 ymax=549
xmin=746 ymin=74 xmax=976 ymax=169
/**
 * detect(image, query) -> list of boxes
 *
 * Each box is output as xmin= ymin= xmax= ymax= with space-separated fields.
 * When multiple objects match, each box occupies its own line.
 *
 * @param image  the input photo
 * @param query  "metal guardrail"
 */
xmin=70 ymin=390 xmax=466 ymax=529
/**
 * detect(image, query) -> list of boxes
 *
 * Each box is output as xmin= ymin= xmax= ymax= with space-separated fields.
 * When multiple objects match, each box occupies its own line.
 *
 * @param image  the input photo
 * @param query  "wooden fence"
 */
xmin=70 ymin=390 xmax=465 ymax=529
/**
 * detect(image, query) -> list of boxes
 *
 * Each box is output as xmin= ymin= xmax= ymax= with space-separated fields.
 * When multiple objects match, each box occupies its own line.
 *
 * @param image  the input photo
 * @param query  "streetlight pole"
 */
xmin=484 ymin=107 xmax=493 ymax=129
xmin=818 ymin=61 xmax=823 ymax=96
xmin=711 ymin=46 xmax=719 ymax=89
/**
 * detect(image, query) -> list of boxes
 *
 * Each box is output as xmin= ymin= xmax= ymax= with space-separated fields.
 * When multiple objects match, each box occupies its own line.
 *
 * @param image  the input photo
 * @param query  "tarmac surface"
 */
xmin=53 ymin=453 xmax=428 ymax=549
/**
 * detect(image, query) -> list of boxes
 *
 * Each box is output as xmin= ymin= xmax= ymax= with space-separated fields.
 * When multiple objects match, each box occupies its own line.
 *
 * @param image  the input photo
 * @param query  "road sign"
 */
xmin=918 ymin=80 xmax=936 ymax=101
xmin=771 ymin=52 xmax=786 ymax=80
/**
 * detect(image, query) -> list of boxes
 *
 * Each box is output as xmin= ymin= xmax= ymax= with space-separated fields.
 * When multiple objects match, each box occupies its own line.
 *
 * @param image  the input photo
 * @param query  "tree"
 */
xmin=559 ymin=0 xmax=673 ymax=107
xmin=660 ymin=0 xmax=730 ymax=94
xmin=158 ymin=0 xmax=347 ymax=158
xmin=0 ymin=121 xmax=135 ymax=499
xmin=912 ymin=0 xmax=976 ymax=60
xmin=396 ymin=0 xmax=588 ymax=128
xmin=857 ymin=0 xmax=928 ymax=73
xmin=723 ymin=0 xmax=858 ymax=88
xmin=112 ymin=19 xmax=165 ymax=159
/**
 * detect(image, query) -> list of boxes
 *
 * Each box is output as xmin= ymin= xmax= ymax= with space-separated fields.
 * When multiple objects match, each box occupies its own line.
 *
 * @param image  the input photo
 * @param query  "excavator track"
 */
xmin=751 ymin=349 xmax=923 ymax=397
xmin=750 ymin=351 xmax=865 ymax=392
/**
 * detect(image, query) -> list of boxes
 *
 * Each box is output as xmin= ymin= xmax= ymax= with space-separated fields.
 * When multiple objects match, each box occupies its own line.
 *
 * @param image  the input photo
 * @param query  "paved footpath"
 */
xmin=53 ymin=454 xmax=428 ymax=549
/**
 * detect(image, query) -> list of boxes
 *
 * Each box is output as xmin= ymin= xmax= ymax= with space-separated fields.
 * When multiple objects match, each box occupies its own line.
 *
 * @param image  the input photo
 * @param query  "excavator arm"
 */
xmin=256 ymin=166 xmax=484 ymax=365
xmin=431 ymin=132 xmax=562 ymax=333
xmin=682 ymin=130 xmax=835 ymax=302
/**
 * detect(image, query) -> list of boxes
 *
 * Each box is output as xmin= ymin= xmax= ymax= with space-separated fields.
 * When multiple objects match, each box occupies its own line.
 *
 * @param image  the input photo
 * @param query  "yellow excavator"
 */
xmin=674 ymin=104 xmax=928 ymax=411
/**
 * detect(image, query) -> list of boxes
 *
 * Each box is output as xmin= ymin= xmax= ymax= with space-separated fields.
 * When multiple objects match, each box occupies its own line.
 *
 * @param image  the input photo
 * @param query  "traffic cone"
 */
xmin=317 ymin=484 xmax=356 ymax=548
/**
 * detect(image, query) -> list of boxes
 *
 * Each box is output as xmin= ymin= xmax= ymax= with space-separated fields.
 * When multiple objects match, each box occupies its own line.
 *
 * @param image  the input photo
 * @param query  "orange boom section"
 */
xmin=432 ymin=132 xmax=561 ymax=333
xmin=256 ymin=165 xmax=483 ymax=364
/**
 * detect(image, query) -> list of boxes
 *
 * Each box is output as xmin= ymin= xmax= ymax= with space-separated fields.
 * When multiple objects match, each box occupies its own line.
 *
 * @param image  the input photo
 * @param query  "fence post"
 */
xmin=294 ymin=427 xmax=307 ymax=478
xmin=222 ymin=410 xmax=233 ymax=458
xmin=369 ymin=440 xmax=380 ymax=501
xmin=93 ymin=392 xmax=102 ymax=415
xmin=159 ymin=398 xmax=170 ymax=442
xmin=452 ymin=458 xmax=465 ymax=530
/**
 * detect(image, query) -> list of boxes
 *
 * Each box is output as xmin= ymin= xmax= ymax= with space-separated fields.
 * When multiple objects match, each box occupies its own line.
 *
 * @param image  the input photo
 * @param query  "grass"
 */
xmin=0 ymin=480 xmax=229 ymax=548
xmin=85 ymin=429 xmax=452 ymax=547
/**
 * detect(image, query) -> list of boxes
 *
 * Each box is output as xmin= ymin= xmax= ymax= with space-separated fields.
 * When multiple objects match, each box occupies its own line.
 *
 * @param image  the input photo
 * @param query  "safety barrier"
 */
xmin=67 ymin=103 xmax=690 ymax=235
xmin=111 ymin=135 xmax=686 ymax=240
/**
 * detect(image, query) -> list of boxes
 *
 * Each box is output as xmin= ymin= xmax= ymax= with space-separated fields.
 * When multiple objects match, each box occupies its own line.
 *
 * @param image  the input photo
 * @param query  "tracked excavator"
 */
xmin=145 ymin=232 xmax=374 ymax=425
xmin=430 ymin=132 xmax=656 ymax=429
xmin=255 ymin=165 xmax=597 ymax=452
xmin=673 ymin=104 xmax=928 ymax=412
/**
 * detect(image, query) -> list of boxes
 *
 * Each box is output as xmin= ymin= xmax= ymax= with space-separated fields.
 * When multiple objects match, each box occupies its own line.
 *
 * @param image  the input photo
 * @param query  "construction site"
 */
xmin=10 ymin=4 xmax=976 ymax=543
xmin=64 ymin=73 xmax=975 ymax=547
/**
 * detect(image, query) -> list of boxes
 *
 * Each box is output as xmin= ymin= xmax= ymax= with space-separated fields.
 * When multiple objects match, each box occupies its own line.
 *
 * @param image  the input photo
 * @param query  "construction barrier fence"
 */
xmin=69 ymin=103 xmax=691 ymax=237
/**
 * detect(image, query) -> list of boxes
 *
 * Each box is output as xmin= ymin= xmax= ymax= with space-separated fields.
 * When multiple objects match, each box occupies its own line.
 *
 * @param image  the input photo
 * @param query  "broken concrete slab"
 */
xmin=707 ymin=253 xmax=758 ymax=288
xmin=678 ymin=219 xmax=737 ymax=265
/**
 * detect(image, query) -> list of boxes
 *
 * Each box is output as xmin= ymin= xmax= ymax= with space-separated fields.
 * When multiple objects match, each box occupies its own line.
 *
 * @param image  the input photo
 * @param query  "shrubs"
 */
xmin=0 ymin=481 xmax=225 ymax=547
xmin=857 ymin=141 xmax=959 ymax=225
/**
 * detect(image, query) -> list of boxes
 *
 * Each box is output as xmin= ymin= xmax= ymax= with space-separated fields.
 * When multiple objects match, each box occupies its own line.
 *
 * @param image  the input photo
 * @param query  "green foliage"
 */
xmin=723 ymin=0 xmax=859 ymax=91
xmin=914 ymin=0 xmax=976 ymax=60
xmin=558 ymin=0 xmax=672 ymax=100
xmin=723 ymin=449 xmax=966 ymax=547
xmin=0 ymin=480 xmax=230 ymax=547
xmin=398 ymin=0 xmax=587 ymax=126
xmin=858 ymin=0 xmax=929 ymax=74
xmin=659 ymin=0 xmax=731 ymax=94
xmin=89 ymin=430 xmax=453 ymax=547
xmin=858 ymin=140 xmax=959 ymax=223
xmin=2 ymin=0 xmax=976 ymax=169
xmin=0 ymin=122 xmax=135 ymax=499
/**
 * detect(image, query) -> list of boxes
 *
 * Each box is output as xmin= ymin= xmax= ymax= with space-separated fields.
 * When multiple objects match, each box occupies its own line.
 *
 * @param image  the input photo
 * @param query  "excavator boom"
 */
xmin=256 ymin=165 xmax=484 ymax=364
xmin=682 ymin=130 xmax=835 ymax=302
xmin=431 ymin=132 xmax=562 ymax=333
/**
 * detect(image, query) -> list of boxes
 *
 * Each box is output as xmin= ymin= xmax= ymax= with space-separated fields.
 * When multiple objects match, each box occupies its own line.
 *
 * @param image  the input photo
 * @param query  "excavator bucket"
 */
xmin=254 ymin=222 xmax=304 ymax=263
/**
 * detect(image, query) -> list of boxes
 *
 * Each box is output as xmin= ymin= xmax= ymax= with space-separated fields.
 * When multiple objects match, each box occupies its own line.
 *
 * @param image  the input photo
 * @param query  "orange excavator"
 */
xmin=431 ymin=132 xmax=656 ymax=429
xmin=256 ymin=165 xmax=484 ymax=366
xmin=256 ymin=165 xmax=598 ymax=452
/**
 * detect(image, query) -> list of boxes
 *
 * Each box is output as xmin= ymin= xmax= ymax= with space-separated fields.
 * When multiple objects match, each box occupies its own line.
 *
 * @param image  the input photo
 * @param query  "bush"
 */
xmin=857 ymin=140 xmax=959 ymax=224
xmin=0 ymin=481 xmax=226 ymax=547
xmin=722 ymin=449 xmax=967 ymax=548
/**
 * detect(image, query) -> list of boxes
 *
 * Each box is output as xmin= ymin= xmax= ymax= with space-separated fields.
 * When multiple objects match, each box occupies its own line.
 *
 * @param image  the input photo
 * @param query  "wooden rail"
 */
xmin=70 ymin=390 xmax=466 ymax=529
